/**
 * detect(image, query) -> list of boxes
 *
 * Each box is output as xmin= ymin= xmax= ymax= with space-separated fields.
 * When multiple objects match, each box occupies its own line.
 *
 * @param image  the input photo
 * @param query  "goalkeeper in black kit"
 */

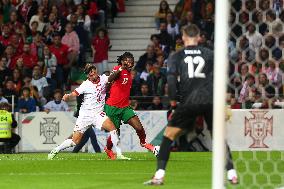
xmin=144 ymin=24 xmax=238 ymax=185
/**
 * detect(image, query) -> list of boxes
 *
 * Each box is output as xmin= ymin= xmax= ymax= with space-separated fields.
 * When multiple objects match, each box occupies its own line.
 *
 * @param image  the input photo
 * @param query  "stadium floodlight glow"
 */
xmin=212 ymin=0 xmax=229 ymax=188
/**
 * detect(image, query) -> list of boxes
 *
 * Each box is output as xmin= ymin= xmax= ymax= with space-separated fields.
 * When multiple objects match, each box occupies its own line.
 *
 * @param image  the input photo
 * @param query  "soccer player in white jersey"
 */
xmin=48 ymin=64 xmax=129 ymax=160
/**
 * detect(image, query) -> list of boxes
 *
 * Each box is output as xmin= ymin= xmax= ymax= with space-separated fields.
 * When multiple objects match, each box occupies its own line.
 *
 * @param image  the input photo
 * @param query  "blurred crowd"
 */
xmin=129 ymin=0 xmax=215 ymax=110
xmin=228 ymin=0 xmax=284 ymax=109
xmin=0 ymin=0 xmax=122 ymax=113
xmin=0 ymin=0 xmax=283 ymax=113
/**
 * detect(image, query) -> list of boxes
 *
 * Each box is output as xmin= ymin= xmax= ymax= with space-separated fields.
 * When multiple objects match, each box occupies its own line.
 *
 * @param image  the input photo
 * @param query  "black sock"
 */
xmin=226 ymin=144 xmax=234 ymax=170
xmin=157 ymin=136 xmax=173 ymax=171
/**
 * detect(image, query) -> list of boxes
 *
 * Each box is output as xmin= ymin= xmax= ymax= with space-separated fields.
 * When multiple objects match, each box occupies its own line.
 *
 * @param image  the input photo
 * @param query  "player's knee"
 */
xmin=72 ymin=136 xmax=81 ymax=145
xmin=164 ymin=127 xmax=182 ymax=140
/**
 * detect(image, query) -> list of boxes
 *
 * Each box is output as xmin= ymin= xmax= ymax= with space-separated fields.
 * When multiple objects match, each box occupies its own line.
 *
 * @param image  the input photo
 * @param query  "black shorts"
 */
xmin=168 ymin=103 xmax=213 ymax=131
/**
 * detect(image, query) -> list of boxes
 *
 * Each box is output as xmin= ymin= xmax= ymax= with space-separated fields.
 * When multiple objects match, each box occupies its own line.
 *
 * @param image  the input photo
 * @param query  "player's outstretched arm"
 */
xmin=62 ymin=91 xmax=78 ymax=101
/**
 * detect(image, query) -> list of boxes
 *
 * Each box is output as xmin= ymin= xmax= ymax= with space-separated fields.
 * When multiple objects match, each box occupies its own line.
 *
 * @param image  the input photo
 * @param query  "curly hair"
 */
xmin=116 ymin=52 xmax=134 ymax=65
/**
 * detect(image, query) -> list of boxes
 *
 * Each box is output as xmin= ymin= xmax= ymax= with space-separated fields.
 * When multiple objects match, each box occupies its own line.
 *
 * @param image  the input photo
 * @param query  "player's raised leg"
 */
xmin=48 ymin=131 xmax=83 ymax=160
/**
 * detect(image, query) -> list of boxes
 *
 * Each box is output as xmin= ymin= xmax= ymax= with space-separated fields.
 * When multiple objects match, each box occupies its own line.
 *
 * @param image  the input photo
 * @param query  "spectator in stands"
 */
xmin=238 ymin=74 xmax=255 ymax=105
xmin=179 ymin=11 xmax=195 ymax=28
xmin=42 ymin=45 xmax=57 ymax=92
xmin=30 ymin=85 xmax=46 ymax=110
xmin=7 ymin=11 xmax=23 ymax=35
xmin=29 ymin=6 xmax=46 ymax=33
xmin=135 ymin=44 xmax=157 ymax=74
xmin=150 ymin=34 xmax=164 ymax=57
xmin=17 ymin=0 xmax=38 ymax=23
xmin=20 ymin=23 xmax=33 ymax=44
xmin=259 ymin=48 xmax=269 ymax=62
xmin=265 ymin=60 xmax=282 ymax=88
xmin=91 ymin=28 xmax=110 ymax=74
xmin=156 ymin=54 xmax=167 ymax=74
xmin=4 ymin=45 xmax=17 ymax=70
xmin=175 ymin=34 xmax=183 ymax=51
xmin=30 ymin=32 xmax=45 ymax=61
xmin=166 ymin=12 xmax=179 ymax=41
xmin=58 ymin=0 xmax=75 ymax=18
xmin=0 ymin=24 xmax=12 ymax=47
xmin=31 ymin=65 xmax=49 ymax=99
xmin=12 ymin=68 xmax=22 ymax=94
xmin=44 ymin=89 xmax=70 ymax=113
xmin=17 ymin=87 xmax=36 ymax=113
xmin=83 ymin=0 xmax=105 ymax=29
xmin=130 ymin=70 xmax=140 ymax=96
xmin=154 ymin=0 xmax=171 ymax=29
xmin=229 ymin=95 xmax=241 ymax=109
xmin=251 ymin=61 xmax=263 ymax=75
xmin=2 ymin=79 xmax=18 ymax=104
xmin=49 ymin=32 xmax=70 ymax=89
xmin=245 ymin=23 xmax=262 ymax=50
xmin=147 ymin=96 xmax=166 ymax=110
xmin=157 ymin=21 xmax=174 ymax=57
xmin=147 ymin=63 xmax=167 ymax=96
xmin=0 ymin=87 xmax=9 ymax=103
xmin=140 ymin=61 xmax=153 ymax=83
xmin=137 ymin=83 xmax=152 ymax=110
xmin=9 ymin=33 xmax=24 ymax=55
xmin=256 ymin=73 xmax=276 ymax=99
xmin=22 ymin=75 xmax=32 ymax=88
xmin=44 ymin=12 xmax=64 ymax=44
xmin=62 ymin=22 xmax=80 ymax=66
xmin=1 ymin=0 xmax=16 ymax=24
xmin=252 ymin=10 xmax=268 ymax=35
xmin=239 ymin=63 xmax=250 ymax=84
xmin=0 ymin=56 xmax=12 ymax=86
xmin=198 ymin=32 xmax=213 ymax=49
xmin=39 ymin=0 xmax=52 ymax=19
xmin=15 ymin=43 xmax=38 ymax=76
xmin=69 ymin=13 xmax=88 ymax=67
xmin=75 ymin=4 xmax=91 ymax=32
xmin=0 ymin=102 xmax=21 ymax=153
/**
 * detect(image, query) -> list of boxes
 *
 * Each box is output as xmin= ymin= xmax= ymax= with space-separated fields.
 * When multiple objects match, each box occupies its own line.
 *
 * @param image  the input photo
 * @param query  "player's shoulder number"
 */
xmin=184 ymin=56 xmax=206 ymax=78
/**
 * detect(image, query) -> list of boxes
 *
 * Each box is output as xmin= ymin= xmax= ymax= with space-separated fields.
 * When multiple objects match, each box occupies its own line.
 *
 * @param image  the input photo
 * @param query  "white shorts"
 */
xmin=74 ymin=110 xmax=108 ymax=133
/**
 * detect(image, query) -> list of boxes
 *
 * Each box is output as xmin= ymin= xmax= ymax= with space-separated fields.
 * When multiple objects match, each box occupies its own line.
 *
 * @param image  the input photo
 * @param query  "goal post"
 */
xmin=212 ymin=0 xmax=230 ymax=188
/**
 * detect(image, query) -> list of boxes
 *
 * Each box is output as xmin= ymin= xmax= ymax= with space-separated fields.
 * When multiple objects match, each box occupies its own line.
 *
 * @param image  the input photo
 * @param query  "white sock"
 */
xmin=154 ymin=169 xmax=165 ymax=179
xmin=55 ymin=139 xmax=76 ymax=152
xmin=110 ymin=130 xmax=122 ymax=156
xmin=227 ymin=169 xmax=237 ymax=180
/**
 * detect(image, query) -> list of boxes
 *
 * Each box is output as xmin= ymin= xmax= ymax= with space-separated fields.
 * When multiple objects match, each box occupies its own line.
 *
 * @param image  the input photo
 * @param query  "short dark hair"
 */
xmin=182 ymin=24 xmax=200 ymax=37
xmin=117 ymin=52 xmax=134 ymax=65
xmin=53 ymin=89 xmax=62 ymax=95
xmin=84 ymin=63 xmax=96 ymax=74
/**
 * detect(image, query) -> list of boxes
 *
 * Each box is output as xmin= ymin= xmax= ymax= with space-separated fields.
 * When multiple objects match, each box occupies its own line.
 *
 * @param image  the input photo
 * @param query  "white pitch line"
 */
xmin=3 ymin=172 xmax=153 ymax=176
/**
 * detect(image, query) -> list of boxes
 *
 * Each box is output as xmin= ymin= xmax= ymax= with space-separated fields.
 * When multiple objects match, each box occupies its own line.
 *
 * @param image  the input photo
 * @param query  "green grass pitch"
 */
xmin=0 ymin=152 xmax=283 ymax=189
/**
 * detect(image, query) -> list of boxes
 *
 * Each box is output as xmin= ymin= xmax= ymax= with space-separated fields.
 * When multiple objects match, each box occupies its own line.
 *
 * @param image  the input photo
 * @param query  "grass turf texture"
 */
xmin=0 ymin=152 xmax=283 ymax=189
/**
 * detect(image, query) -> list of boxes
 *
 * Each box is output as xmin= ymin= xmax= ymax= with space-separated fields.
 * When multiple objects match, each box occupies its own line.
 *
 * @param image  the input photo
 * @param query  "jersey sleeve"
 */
xmin=74 ymin=81 xmax=87 ymax=95
xmin=112 ymin=66 xmax=120 ymax=72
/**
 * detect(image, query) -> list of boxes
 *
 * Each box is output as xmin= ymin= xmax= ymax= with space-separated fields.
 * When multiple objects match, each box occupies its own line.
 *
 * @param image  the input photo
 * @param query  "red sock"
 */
xmin=106 ymin=135 xmax=113 ymax=150
xmin=136 ymin=127 xmax=146 ymax=145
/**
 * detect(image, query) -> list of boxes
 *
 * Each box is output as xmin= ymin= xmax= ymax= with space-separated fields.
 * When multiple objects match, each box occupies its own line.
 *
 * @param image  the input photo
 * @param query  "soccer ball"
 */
xmin=153 ymin=146 xmax=160 ymax=157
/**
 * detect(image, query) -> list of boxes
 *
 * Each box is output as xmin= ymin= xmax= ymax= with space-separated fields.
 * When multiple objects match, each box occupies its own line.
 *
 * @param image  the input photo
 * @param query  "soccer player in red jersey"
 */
xmin=104 ymin=52 xmax=158 ymax=159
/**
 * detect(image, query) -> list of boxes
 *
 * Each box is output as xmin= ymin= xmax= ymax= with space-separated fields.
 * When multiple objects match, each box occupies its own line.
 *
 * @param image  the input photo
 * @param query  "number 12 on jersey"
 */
xmin=184 ymin=56 xmax=206 ymax=78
